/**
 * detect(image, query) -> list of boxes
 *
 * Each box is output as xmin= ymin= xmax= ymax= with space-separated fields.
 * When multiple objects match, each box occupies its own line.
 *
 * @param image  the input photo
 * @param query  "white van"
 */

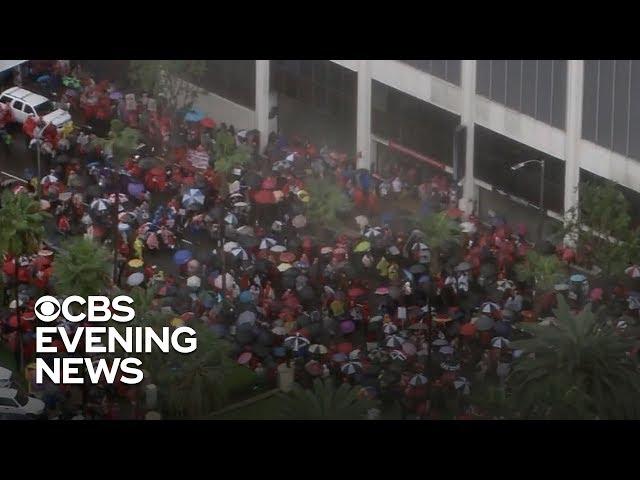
xmin=0 ymin=86 xmax=72 ymax=131
xmin=0 ymin=387 xmax=45 ymax=417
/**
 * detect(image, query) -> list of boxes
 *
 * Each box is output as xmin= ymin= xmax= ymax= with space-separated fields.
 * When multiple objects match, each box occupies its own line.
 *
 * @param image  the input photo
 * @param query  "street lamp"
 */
xmin=511 ymin=159 xmax=546 ymax=242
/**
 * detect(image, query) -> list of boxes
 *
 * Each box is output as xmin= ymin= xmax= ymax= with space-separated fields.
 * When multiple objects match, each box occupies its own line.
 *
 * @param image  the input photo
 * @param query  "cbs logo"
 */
xmin=34 ymin=295 xmax=135 ymax=323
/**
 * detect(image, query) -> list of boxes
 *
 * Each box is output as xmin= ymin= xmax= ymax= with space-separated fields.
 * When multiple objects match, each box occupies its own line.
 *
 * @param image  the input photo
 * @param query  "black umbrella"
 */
xmin=298 ymin=285 xmax=315 ymax=302
xmin=409 ymin=264 xmax=427 ymax=274
xmin=243 ymin=171 xmax=262 ymax=188
xmin=237 ymin=234 xmax=259 ymax=249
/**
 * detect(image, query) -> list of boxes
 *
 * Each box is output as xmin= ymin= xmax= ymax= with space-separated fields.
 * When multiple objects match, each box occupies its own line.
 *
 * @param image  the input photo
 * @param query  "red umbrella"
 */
xmin=446 ymin=207 xmax=464 ymax=219
xmin=261 ymin=177 xmax=277 ymax=190
xmin=200 ymin=117 xmax=216 ymax=129
xmin=348 ymin=287 xmax=367 ymax=299
xmin=337 ymin=342 xmax=353 ymax=354
xmin=460 ymin=323 xmax=477 ymax=336
xmin=253 ymin=190 xmax=277 ymax=205
xmin=280 ymin=252 xmax=296 ymax=263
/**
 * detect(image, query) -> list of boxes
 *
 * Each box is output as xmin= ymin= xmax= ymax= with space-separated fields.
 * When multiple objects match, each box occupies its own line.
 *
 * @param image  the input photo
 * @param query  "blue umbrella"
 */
xmin=37 ymin=74 xmax=51 ymax=84
xmin=493 ymin=320 xmax=512 ymax=338
xmin=570 ymin=273 xmax=587 ymax=283
xmin=239 ymin=290 xmax=254 ymax=304
xmin=184 ymin=109 xmax=205 ymax=122
xmin=173 ymin=249 xmax=193 ymax=265
xmin=273 ymin=346 xmax=286 ymax=358
xmin=127 ymin=181 xmax=145 ymax=198
xmin=182 ymin=188 xmax=205 ymax=209
xmin=418 ymin=275 xmax=430 ymax=284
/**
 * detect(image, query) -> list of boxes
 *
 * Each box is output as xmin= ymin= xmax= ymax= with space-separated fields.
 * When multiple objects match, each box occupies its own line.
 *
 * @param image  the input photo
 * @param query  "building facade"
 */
xmin=85 ymin=60 xmax=640 ymax=231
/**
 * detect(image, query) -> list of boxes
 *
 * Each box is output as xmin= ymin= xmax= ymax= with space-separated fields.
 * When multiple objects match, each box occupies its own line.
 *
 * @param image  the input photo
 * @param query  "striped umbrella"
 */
xmin=409 ymin=374 xmax=428 ymax=386
xmin=439 ymin=345 xmax=455 ymax=355
xmin=626 ymin=265 xmax=640 ymax=279
xmin=90 ymin=198 xmax=109 ymax=212
xmin=383 ymin=323 xmax=398 ymax=335
xmin=453 ymin=377 xmax=471 ymax=395
xmin=284 ymin=333 xmax=310 ymax=352
xmin=384 ymin=335 xmax=405 ymax=348
xmin=389 ymin=350 xmax=407 ymax=361
xmin=308 ymin=344 xmax=328 ymax=355
xmin=491 ymin=336 xmax=511 ymax=349
xmin=440 ymin=360 xmax=461 ymax=372
xmin=259 ymin=237 xmax=277 ymax=250
xmin=496 ymin=279 xmax=515 ymax=292
xmin=364 ymin=227 xmax=383 ymax=238
xmin=481 ymin=301 xmax=501 ymax=315
xmin=341 ymin=361 xmax=362 ymax=375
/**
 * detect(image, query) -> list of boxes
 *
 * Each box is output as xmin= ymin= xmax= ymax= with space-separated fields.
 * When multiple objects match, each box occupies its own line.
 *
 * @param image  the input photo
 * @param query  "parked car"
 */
xmin=0 ymin=87 xmax=71 ymax=131
xmin=0 ymin=388 xmax=45 ymax=418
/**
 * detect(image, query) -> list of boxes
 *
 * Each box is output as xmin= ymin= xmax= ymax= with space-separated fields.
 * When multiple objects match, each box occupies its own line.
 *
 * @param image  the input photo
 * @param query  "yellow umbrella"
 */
xmin=297 ymin=190 xmax=310 ymax=203
xmin=128 ymin=259 xmax=144 ymax=268
xmin=170 ymin=318 xmax=185 ymax=328
xmin=277 ymin=262 xmax=293 ymax=272
xmin=330 ymin=300 xmax=345 ymax=316
xmin=353 ymin=240 xmax=371 ymax=253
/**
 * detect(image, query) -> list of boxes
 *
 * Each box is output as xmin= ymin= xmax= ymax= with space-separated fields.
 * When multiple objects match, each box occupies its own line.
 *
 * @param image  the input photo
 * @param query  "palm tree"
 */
xmin=508 ymin=296 xmax=640 ymax=419
xmin=95 ymin=119 xmax=140 ymax=282
xmin=138 ymin=318 xmax=234 ymax=419
xmin=307 ymin=178 xmax=353 ymax=233
xmin=278 ymin=378 xmax=377 ymax=420
xmin=412 ymin=212 xmax=461 ymax=275
xmin=0 ymin=191 xmax=50 ymax=370
xmin=52 ymin=237 xmax=111 ymax=297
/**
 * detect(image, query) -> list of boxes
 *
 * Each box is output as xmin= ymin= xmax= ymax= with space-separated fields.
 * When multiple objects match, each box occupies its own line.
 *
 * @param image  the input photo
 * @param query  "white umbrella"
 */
xmin=460 ymin=221 xmax=477 ymax=233
xmin=626 ymin=265 xmax=640 ymax=279
xmin=292 ymin=214 xmax=307 ymax=229
xmin=383 ymin=323 xmax=398 ymax=335
xmin=409 ymin=374 xmax=428 ymax=386
xmin=236 ymin=225 xmax=254 ymax=236
xmin=389 ymin=350 xmax=407 ymax=361
xmin=439 ymin=345 xmax=455 ymax=355
xmin=42 ymin=173 xmax=59 ymax=185
xmin=91 ymin=199 xmax=109 ymax=212
xmin=496 ymin=279 xmax=515 ymax=292
xmin=126 ymin=272 xmax=144 ymax=286
xmin=491 ymin=336 xmax=511 ymax=349
xmin=272 ymin=326 xmax=287 ymax=336
xmin=355 ymin=215 xmax=369 ymax=229
xmin=412 ymin=242 xmax=429 ymax=251
xmin=214 ymin=273 xmax=235 ymax=289
xmin=384 ymin=335 xmax=405 ymax=348
xmin=364 ymin=227 xmax=382 ymax=238
xmin=223 ymin=241 xmax=240 ymax=253
xmin=453 ymin=377 xmax=471 ymax=395
xmin=629 ymin=296 xmax=640 ymax=310
xmin=270 ymin=245 xmax=287 ymax=253
xmin=369 ymin=315 xmax=383 ymax=324
xmin=182 ymin=188 xmax=205 ymax=208
xmin=308 ymin=344 xmax=328 ymax=355
xmin=259 ymin=238 xmax=277 ymax=250
xmin=231 ymin=247 xmax=249 ymax=260
xmin=186 ymin=275 xmax=201 ymax=289
xmin=481 ymin=301 xmax=501 ymax=314
xmin=224 ymin=213 xmax=238 ymax=225
xmin=284 ymin=333 xmax=310 ymax=352
xmin=348 ymin=349 xmax=362 ymax=360
xmin=341 ymin=361 xmax=362 ymax=375
xmin=440 ymin=360 xmax=461 ymax=372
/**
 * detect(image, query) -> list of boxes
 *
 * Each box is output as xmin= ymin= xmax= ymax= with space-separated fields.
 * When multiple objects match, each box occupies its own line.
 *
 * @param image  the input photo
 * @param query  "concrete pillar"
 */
xmin=356 ymin=60 xmax=372 ymax=170
xmin=460 ymin=60 xmax=477 ymax=215
xmin=564 ymin=60 xmax=584 ymax=226
xmin=255 ymin=60 xmax=271 ymax=151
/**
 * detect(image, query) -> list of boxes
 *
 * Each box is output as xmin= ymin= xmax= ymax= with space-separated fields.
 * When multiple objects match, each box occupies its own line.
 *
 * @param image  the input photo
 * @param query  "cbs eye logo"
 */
xmin=34 ymin=296 xmax=62 ymax=322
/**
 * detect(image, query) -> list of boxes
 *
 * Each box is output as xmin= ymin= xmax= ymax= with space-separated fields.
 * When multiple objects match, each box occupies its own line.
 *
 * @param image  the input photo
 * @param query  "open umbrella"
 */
xmin=626 ymin=265 xmax=640 ymax=279
xmin=481 ymin=301 xmax=501 ymax=315
xmin=364 ymin=227 xmax=383 ymax=238
xmin=570 ymin=273 xmax=587 ymax=283
xmin=271 ymin=245 xmax=287 ymax=253
xmin=213 ymin=273 xmax=235 ymax=290
xmin=126 ymin=272 xmax=144 ymax=286
xmin=375 ymin=287 xmax=390 ymax=295
xmin=237 ymin=311 xmax=257 ymax=327
xmin=460 ymin=222 xmax=477 ymax=234
xmin=284 ymin=333 xmax=310 ymax=352
xmin=308 ymin=344 xmax=328 ymax=355
xmin=453 ymin=377 xmax=471 ymax=395
xmin=353 ymin=240 xmax=371 ymax=253
xmin=475 ymin=315 xmax=495 ymax=331
xmin=384 ymin=335 xmax=405 ymax=348
xmin=90 ymin=198 xmax=109 ymax=213
xmin=182 ymin=188 xmax=205 ymax=209
xmin=231 ymin=247 xmax=249 ymax=260
xmin=460 ymin=322 xmax=477 ymax=336
xmin=341 ymin=361 xmax=362 ymax=375
xmin=455 ymin=262 xmax=472 ymax=272
xmin=439 ymin=345 xmax=455 ymax=355
xmin=383 ymin=323 xmax=398 ymax=335
xmin=224 ymin=213 xmax=238 ymax=225
xmin=440 ymin=360 xmax=461 ymax=372
xmin=184 ymin=109 xmax=205 ymax=122
xmin=254 ymin=189 xmax=277 ymax=204
xmin=434 ymin=314 xmax=452 ymax=324
xmin=496 ymin=279 xmax=515 ymax=292
xmin=389 ymin=350 xmax=407 ymax=361
xmin=186 ymin=275 xmax=201 ymax=289
xmin=280 ymin=252 xmax=296 ymax=263
xmin=277 ymin=263 xmax=293 ymax=272
xmin=173 ymin=250 xmax=192 ymax=265
xmin=223 ymin=241 xmax=240 ymax=253
xmin=409 ymin=374 xmax=428 ymax=386
xmin=292 ymin=215 xmax=307 ymax=229
xmin=409 ymin=264 xmax=427 ymax=275
xmin=272 ymin=326 xmax=287 ymax=336
xmin=200 ymin=117 xmax=216 ymax=129
xmin=259 ymin=238 xmax=277 ymax=250
xmin=491 ymin=336 xmax=511 ymax=349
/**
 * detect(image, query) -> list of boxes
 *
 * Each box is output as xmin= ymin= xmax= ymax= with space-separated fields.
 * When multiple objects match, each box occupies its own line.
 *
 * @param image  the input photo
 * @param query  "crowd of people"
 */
xmin=1 ymin=62 xmax=639 ymax=420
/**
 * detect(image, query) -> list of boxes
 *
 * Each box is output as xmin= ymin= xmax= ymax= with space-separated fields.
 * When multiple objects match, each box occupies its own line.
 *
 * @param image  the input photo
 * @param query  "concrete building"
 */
xmin=85 ymin=60 xmax=640 ymax=234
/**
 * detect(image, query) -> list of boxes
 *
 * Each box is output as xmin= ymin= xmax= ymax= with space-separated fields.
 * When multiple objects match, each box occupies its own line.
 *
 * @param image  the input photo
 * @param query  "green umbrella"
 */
xmin=353 ymin=240 xmax=371 ymax=253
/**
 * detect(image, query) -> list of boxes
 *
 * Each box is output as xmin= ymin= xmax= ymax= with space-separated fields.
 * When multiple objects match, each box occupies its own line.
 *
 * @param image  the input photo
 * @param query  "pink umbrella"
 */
xmin=261 ymin=177 xmax=277 ymax=190
xmin=375 ymin=287 xmax=390 ymax=295
xmin=402 ymin=342 xmax=417 ymax=356
xmin=340 ymin=320 xmax=356 ymax=334
xmin=625 ymin=265 xmax=640 ymax=279
xmin=589 ymin=288 xmax=604 ymax=302
xmin=237 ymin=352 xmax=252 ymax=365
